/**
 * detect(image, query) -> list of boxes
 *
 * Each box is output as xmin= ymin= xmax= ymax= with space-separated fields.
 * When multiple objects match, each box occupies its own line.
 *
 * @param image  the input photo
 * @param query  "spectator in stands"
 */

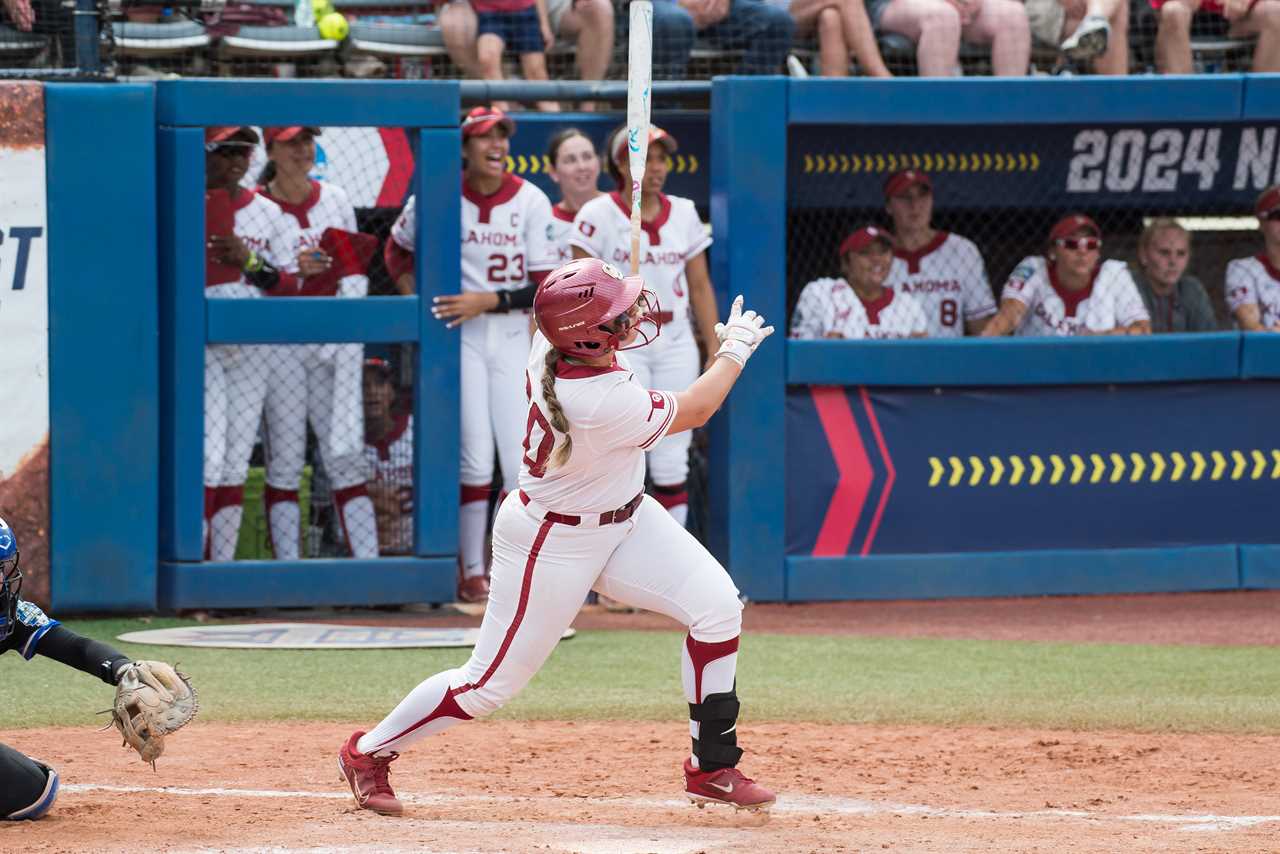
xmin=870 ymin=0 xmax=1031 ymax=75
xmin=2 ymin=0 xmax=73 ymax=66
xmin=981 ymin=214 xmax=1151 ymax=336
xmin=882 ymin=169 xmax=995 ymax=335
xmin=773 ymin=0 xmax=893 ymax=75
xmin=362 ymin=358 xmax=413 ymax=556
xmin=790 ymin=226 xmax=929 ymax=339
xmin=545 ymin=128 xmax=604 ymax=263
xmin=1132 ymin=218 xmax=1217 ymax=332
xmin=1225 ymin=185 xmax=1280 ymax=331
xmin=1025 ymin=0 xmax=1129 ymax=73
xmin=440 ymin=0 xmax=614 ymax=107
xmin=438 ymin=0 xmax=560 ymax=112
xmin=1154 ymin=0 xmax=1280 ymax=72
xmin=630 ymin=0 xmax=796 ymax=78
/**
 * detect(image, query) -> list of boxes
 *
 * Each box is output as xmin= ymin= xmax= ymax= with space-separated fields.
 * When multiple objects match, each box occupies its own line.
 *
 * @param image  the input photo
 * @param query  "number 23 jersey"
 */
xmin=518 ymin=332 xmax=679 ymax=513
xmin=461 ymin=173 xmax=559 ymax=293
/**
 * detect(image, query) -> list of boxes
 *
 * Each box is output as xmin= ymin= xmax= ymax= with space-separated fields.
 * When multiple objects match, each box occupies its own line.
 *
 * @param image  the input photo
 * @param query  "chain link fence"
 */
xmin=203 ymin=123 xmax=414 ymax=561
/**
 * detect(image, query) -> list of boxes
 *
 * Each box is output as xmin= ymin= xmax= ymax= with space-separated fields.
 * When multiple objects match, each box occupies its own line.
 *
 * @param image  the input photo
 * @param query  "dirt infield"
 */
xmin=3 ymin=720 xmax=1276 ymax=853
xmin=6 ymin=592 xmax=1279 ymax=852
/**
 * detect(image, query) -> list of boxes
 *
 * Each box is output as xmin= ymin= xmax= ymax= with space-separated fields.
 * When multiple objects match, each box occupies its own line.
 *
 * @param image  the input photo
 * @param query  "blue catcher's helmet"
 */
xmin=0 ymin=516 xmax=20 ymax=642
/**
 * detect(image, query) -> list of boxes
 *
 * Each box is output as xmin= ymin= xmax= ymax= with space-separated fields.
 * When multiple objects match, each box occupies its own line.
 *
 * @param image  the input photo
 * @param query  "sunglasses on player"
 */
xmin=1055 ymin=237 xmax=1101 ymax=251
xmin=207 ymin=141 xmax=255 ymax=158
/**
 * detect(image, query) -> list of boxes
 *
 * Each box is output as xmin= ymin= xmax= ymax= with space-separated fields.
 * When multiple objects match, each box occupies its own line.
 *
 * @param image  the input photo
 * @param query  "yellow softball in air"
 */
xmin=318 ymin=12 xmax=349 ymax=41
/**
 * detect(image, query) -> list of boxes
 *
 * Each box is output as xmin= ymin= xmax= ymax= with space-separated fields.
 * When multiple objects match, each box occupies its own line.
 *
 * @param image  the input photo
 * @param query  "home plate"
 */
xmin=117 ymin=623 xmax=576 ymax=650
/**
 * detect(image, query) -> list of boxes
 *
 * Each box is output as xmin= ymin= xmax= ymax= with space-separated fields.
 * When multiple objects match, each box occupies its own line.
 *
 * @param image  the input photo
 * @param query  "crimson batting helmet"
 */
xmin=534 ymin=258 xmax=661 ymax=358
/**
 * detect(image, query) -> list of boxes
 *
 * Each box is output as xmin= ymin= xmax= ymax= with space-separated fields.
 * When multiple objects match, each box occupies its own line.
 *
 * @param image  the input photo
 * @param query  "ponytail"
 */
xmin=256 ymin=160 xmax=277 ymax=186
xmin=541 ymin=348 xmax=573 ymax=468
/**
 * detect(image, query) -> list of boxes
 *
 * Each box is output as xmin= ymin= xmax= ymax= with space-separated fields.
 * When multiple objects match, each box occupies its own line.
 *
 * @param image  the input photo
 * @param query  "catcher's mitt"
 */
xmin=108 ymin=660 xmax=198 ymax=769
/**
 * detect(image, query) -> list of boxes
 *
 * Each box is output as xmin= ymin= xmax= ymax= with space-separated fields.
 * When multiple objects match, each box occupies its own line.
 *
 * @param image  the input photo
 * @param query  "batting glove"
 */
xmin=715 ymin=295 xmax=775 ymax=367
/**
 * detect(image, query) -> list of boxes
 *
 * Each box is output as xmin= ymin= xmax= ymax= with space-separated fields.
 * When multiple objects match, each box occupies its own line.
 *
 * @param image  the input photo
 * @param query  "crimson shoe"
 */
xmin=683 ymin=758 xmax=776 ymax=811
xmin=458 ymin=574 xmax=490 ymax=604
xmin=338 ymin=731 xmax=403 ymax=815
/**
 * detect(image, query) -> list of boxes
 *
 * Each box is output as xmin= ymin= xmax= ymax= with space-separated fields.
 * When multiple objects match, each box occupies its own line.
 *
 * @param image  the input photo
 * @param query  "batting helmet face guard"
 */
xmin=534 ymin=259 xmax=661 ymax=359
xmin=0 ymin=517 xmax=21 ymax=642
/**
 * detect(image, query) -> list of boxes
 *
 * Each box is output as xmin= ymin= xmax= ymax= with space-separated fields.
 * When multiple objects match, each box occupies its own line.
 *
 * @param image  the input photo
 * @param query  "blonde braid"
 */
xmin=541 ymin=347 xmax=573 ymax=468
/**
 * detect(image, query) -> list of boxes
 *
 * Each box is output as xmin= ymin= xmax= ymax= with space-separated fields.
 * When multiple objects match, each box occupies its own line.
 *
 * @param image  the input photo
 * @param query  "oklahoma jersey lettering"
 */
xmin=461 ymin=174 xmax=558 ymax=292
xmin=789 ymin=279 xmax=928 ymax=340
xmin=209 ymin=189 xmax=298 ymax=294
xmin=364 ymin=414 xmax=413 ymax=554
xmin=888 ymin=231 xmax=996 ymax=337
xmin=1001 ymin=256 xmax=1149 ymax=336
xmin=569 ymin=192 xmax=711 ymax=328
xmin=549 ymin=203 xmax=577 ymax=264
xmin=1224 ymin=254 xmax=1280 ymax=328
xmin=518 ymin=332 xmax=678 ymax=513
xmin=258 ymin=179 xmax=367 ymax=297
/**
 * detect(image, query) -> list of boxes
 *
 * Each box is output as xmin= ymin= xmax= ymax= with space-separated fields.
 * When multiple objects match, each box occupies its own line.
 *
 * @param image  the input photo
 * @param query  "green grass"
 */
xmin=236 ymin=465 xmax=311 ymax=560
xmin=2 ymin=618 xmax=1277 ymax=733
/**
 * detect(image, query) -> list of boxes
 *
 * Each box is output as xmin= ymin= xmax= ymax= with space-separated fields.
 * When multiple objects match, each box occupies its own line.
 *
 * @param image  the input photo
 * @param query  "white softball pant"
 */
xmin=203 ymin=285 xmax=270 ymax=488
xmin=623 ymin=321 xmax=700 ymax=486
xmin=358 ymin=492 xmax=743 ymax=754
xmin=460 ymin=311 xmax=532 ymax=493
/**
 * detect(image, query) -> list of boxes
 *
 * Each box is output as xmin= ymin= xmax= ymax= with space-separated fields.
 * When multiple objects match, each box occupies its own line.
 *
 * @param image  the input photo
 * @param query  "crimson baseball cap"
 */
xmin=263 ymin=126 xmax=321 ymax=147
xmin=1049 ymin=214 xmax=1101 ymax=242
xmin=204 ymin=126 xmax=259 ymax=148
xmin=461 ymin=106 xmax=515 ymax=138
xmin=883 ymin=169 xmax=932 ymax=200
xmin=839 ymin=226 xmax=895 ymax=257
xmin=609 ymin=125 xmax=678 ymax=167
xmin=1256 ymin=185 xmax=1280 ymax=217
xmin=363 ymin=357 xmax=393 ymax=380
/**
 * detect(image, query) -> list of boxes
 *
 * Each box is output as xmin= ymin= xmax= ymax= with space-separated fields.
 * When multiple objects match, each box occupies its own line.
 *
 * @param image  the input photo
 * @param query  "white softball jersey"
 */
xmin=461 ymin=174 xmax=560 ymax=291
xmin=790 ymin=279 xmax=928 ymax=340
xmin=1225 ymin=254 xmax=1280 ymax=329
xmin=889 ymin=231 xmax=996 ymax=337
xmin=259 ymin=179 xmax=369 ymax=299
xmin=1000 ymin=257 xmax=1149 ymax=337
xmin=550 ymin=202 xmax=577 ymax=265
xmin=207 ymin=189 xmax=298 ymax=298
xmin=364 ymin=414 xmax=414 ymax=555
xmin=568 ymin=192 xmax=712 ymax=331
xmin=518 ymin=332 xmax=679 ymax=514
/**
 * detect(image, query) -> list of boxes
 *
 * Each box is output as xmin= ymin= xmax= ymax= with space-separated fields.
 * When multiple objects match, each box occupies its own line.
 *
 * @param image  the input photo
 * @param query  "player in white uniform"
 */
xmin=882 ymin=169 xmax=996 ymax=336
xmin=1225 ymin=185 xmax=1280 ymax=332
xmin=362 ymin=358 xmax=414 ymax=555
xmin=338 ymin=258 xmax=777 ymax=816
xmin=203 ymin=126 xmax=302 ymax=561
xmin=545 ymin=127 xmax=604 ymax=264
xmin=790 ymin=225 xmax=929 ymax=339
xmin=569 ymin=125 xmax=718 ymax=527
xmin=255 ymin=126 xmax=377 ymax=560
xmin=982 ymin=214 xmax=1151 ymax=337
xmin=387 ymin=107 xmax=559 ymax=603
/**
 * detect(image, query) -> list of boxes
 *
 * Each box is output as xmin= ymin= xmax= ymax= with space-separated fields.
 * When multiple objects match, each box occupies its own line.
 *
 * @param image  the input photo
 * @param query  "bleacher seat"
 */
xmin=115 ymin=21 xmax=211 ymax=59
xmin=347 ymin=21 xmax=444 ymax=58
xmin=0 ymin=23 xmax=49 ymax=65
xmin=219 ymin=24 xmax=341 ymax=57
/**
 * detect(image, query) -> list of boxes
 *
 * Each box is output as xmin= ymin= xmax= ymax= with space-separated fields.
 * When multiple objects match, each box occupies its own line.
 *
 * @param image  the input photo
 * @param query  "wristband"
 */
xmin=243 ymin=251 xmax=263 ymax=273
xmin=493 ymin=290 xmax=512 ymax=313
xmin=715 ymin=339 xmax=751 ymax=367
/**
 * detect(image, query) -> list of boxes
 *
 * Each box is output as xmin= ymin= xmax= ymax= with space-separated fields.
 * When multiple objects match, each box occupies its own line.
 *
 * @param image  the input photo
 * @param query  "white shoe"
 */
xmin=786 ymin=55 xmax=810 ymax=78
xmin=1060 ymin=14 xmax=1110 ymax=61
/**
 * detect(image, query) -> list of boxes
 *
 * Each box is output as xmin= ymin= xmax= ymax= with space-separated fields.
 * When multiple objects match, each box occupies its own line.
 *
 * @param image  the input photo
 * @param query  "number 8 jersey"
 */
xmin=461 ymin=173 xmax=559 ymax=292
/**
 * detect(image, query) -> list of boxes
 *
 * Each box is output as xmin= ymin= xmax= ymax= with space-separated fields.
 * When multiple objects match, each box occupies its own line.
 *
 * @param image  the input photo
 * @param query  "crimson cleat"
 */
xmin=683 ymin=758 xmax=776 ymax=811
xmin=338 ymin=731 xmax=403 ymax=815
xmin=457 ymin=574 xmax=490 ymax=604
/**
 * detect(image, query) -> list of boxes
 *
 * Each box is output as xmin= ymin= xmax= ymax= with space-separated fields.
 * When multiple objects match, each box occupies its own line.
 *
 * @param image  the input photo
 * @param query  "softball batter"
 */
xmin=255 ymin=126 xmax=377 ymax=560
xmin=570 ymin=125 xmax=717 ymax=527
xmin=339 ymin=257 xmax=776 ymax=815
xmin=203 ymin=125 xmax=300 ymax=561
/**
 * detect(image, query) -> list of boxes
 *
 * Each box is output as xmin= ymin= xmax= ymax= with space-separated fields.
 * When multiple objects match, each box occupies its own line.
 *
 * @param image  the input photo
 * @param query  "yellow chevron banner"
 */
xmin=796 ymin=150 xmax=1043 ymax=175
xmin=926 ymin=449 xmax=1280 ymax=487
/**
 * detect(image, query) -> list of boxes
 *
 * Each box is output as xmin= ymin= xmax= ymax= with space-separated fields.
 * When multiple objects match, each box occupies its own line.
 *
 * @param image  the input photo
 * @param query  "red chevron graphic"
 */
xmin=859 ymin=386 xmax=895 ymax=555
xmin=810 ymin=386 xmax=872 ymax=556
xmin=376 ymin=128 xmax=414 ymax=207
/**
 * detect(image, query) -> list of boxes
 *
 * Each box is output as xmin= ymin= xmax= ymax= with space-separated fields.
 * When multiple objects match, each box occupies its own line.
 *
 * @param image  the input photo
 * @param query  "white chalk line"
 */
xmin=61 ymin=783 xmax=1279 ymax=834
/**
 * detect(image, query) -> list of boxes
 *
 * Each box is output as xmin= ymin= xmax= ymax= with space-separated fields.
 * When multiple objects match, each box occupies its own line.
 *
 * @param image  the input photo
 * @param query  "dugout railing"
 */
xmin=709 ymin=75 xmax=1280 ymax=603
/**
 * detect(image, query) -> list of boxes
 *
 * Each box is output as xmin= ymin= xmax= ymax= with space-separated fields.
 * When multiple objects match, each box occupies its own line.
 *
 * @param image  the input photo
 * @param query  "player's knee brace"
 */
xmin=0 ymin=746 xmax=59 ymax=821
xmin=689 ymin=688 xmax=743 ymax=772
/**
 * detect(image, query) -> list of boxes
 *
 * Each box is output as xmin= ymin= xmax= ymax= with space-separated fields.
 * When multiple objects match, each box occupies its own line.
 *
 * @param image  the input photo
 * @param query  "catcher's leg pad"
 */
xmin=0 ymin=744 xmax=59 ymax=820
xmin=689 ymin=689 xmax=743 ymax=772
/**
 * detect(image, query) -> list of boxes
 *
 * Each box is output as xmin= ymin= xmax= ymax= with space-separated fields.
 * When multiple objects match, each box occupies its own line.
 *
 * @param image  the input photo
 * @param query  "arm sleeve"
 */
xmin=679 ymin=199 xmax=712 ymax=260
xmin=789 ymin=281 xmax=824 ymax=340
xmin=390 ymin=197 xmax=416 ymax=252
xmin=1224 ymin=260 xmax=1256 ymax=311
xmin=1000 ymin=258 xmax=1040 ymax=308
xmin=581 ymin=382 xmax=679 ymax=452
xmin=568 ymin=208 xmax=607 ymax=258
xmin=33 ymin=624 xmax=131 ymax=685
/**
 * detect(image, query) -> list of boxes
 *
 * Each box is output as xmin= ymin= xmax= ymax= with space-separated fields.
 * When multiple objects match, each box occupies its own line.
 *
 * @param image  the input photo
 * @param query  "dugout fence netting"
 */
xmin=785 ymin=121 xmax=1264 ymax=338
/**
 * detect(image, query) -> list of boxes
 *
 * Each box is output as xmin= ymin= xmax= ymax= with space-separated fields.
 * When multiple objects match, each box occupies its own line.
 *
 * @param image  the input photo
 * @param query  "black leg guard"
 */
xmin=689 ymin=689 xmax=743 ymax=772
xmin=0 ymin=743 xmax=59 ymax=820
